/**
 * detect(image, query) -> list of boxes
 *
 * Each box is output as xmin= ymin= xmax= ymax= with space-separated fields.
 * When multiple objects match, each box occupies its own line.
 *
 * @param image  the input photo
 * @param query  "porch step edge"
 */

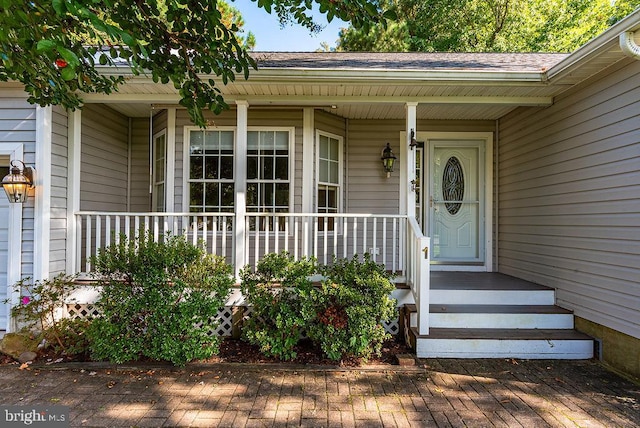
xmin=429 ymin=304 xmax=572 ymax=314
xmin=412 ymin=327 xmax=594 ymax=359
xmin=430 ymin=289 xmax=555 ymax=305
xmin=412 ymin=327 xmax=592 ymax=340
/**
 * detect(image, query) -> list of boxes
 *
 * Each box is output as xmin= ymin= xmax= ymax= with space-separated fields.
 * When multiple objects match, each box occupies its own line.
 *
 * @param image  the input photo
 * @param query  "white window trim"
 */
xmin=315 ymin=130 xmax=343 ymax=213
xmin=182 ymin=126 xmax=236 ymax=214
xmin=246 ymin=126 xmax=296 ymax=216
xmin=151 ymin=129 xmax=167 ymax=212
xmin=182 ymin=126 xmax=295 ymax=220
xmin=1 ymin=143 xmax=25 ymax=332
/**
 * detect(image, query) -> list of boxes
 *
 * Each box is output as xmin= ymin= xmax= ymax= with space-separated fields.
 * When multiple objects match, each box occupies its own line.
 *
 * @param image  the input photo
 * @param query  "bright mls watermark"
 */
xmin=1 ymin=406 xmax=69 ymax=427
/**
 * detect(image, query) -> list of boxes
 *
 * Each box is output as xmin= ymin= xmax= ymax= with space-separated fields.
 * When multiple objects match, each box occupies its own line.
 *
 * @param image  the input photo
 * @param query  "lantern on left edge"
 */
xmin=1 ymin=160 xmax=35 ymax=203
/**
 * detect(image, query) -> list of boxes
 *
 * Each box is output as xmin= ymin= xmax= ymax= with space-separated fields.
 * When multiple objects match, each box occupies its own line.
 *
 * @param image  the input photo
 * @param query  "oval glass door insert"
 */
xmin=442 ymin=156 xmax=464 ymax=215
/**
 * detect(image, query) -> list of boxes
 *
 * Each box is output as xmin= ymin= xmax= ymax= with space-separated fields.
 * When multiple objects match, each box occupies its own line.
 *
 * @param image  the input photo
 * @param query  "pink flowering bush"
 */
xmin=5 ymin=274 xmax=85 ymax=356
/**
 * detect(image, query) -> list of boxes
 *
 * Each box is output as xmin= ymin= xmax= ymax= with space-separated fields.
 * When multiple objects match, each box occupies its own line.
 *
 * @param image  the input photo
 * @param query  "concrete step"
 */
xmin=413 ymin=327 xmax=594 ymax=359
xmin=429 ymin=304 xmax=575 ymax=329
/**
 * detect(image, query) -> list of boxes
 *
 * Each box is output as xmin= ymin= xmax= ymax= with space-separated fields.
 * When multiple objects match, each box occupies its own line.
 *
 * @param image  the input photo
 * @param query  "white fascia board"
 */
xmin=220 ymin=95 xmax=554 ymax=106
xmin=79 ymin=92 xmax=553 ymax=106
xmin=81 ymin=93 xmax=180 ymax=103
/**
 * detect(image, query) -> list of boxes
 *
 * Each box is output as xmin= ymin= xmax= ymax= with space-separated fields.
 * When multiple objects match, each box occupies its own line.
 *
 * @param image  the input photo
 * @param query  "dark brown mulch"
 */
xmin=1 ymin=336 xmax=412 ymax=367
xmin=207 ymin=336 xmax=411 ymax=367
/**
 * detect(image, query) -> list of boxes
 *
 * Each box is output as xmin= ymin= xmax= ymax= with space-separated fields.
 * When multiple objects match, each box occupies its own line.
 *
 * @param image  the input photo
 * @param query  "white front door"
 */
xmin=428 ymin=140 xmax=485 ymax=265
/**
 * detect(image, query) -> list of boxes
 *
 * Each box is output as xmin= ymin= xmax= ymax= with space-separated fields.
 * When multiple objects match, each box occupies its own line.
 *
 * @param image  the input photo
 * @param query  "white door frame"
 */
xmin=0 ymin=143 xmax=25 ymax=331
xmin=420 ymin=132 xmax=493 ymax=272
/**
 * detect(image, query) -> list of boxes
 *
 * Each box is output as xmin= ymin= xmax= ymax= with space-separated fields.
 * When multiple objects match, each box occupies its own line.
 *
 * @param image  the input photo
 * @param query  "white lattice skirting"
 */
xmin=65 ymin=303 xmax=399 ymax=337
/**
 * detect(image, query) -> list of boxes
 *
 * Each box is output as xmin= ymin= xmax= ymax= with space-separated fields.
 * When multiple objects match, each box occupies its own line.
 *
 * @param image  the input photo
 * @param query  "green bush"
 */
xmin=304 ymin=254 xmax=397 ymax=361
xmin=88 ymin=233 xmax=233 ymax=366
xmin=240 ymin=252 xmax=316 ymax=360
xmin=5 ymin=273 xmax=90 ymax=357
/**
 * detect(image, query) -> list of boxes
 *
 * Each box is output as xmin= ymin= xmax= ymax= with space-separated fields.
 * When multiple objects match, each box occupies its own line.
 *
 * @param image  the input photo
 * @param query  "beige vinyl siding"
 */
xmin=346 ymin=119 xmax=403 ymax=214
xmin=315 ymin=111 xmax=346 ymax=137
xmin=129 ymin=117 xmax=150 ymax=212
xmin=346 ymin=119 xmax=494 ymax=214
xmin=50 ymin=106 xmax=68 ymax=275
xmin=80 ymin=105 xmax=129 ymax=211
xmin=0 ymin=98 xmax=36 ymax=279
xmin=498 ymin=59 xmax=640 ymax=339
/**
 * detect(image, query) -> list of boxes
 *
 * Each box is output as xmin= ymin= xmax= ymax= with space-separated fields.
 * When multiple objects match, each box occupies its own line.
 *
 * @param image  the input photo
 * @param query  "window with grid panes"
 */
xmin=188 ymin=129 xmax=235 ymax=214
xmin=152 ymin=132 xmax=166 ymax=212
xmin=317 ymin=133 xmax=341 ymax=231
xmin=246 ymin=130 xmax=291 ymax=231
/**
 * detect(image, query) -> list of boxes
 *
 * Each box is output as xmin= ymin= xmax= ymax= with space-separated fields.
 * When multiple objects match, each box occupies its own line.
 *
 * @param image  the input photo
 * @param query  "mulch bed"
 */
xmin=208 ymin=336 xmax=411 ymax=367
xmin=2 ymin=336 xmax=412 ymax=368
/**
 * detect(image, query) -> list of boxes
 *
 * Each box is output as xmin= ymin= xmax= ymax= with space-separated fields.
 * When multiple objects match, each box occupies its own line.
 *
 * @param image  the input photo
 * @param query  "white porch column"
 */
xmin=66 ymin=110 xmax=82 ymax=275
xmin=234 ymin=101 xmax=249 ymax=278
xmin=302 ymin=108 xmax=314 ymax=213
xmin=405 ymin=102 xmax=418 ymax=218
xmin=302 ymin=108 xmax=314 ymax=257
xmin=34 ymin=106 xmax=52 ymax=281
xmin=165 ymin=108 xmax=176 ymax=211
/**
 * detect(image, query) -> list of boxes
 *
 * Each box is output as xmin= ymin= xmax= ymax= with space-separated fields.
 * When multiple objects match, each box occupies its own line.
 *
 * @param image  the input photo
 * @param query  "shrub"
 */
xmin=240 ymin=252 xmax=316 ymax=360
xmin=305 ymin=254 xmax=397 ymax=361
xmin=87 ymin=232 xmax=233 ymax=366
xmin=5 ymin=273 xmax=89 ymax=357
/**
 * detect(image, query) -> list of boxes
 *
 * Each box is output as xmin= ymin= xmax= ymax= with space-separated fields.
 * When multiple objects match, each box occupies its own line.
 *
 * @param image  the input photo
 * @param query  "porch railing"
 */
xmin=406 ymin=217 xmax=430 ymax=335
xmin=74 ymin=212 xmax=408 ymax=277
xmin=73 ymin=212 xmax=236 ymax=274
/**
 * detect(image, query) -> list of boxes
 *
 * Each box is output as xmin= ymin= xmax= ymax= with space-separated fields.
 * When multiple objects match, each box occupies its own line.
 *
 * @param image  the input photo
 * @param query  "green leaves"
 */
xmin=240 ymin=252 xmax=317 ymax=360
xmin=337 ymin=0 xmax=639 ymax=53
xmin=89 ymin=233 xmax=234 ymax=366
xmin=2 ymin=0 xmax=385 ymax=127
xmin=36 ymin=40 xmax=56 ymax=53
xmin=240 ymin=252 xmax=397 ymax=362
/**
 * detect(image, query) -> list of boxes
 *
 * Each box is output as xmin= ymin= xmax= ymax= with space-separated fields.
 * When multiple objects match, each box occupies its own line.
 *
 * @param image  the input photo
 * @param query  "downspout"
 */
xmin=620 ymin=31 xmax=640 ymax=60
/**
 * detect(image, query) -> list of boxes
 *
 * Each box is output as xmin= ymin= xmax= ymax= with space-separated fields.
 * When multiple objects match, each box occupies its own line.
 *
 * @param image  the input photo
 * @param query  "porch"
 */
xmin=70 ymin=211 xmax=593 ymax=359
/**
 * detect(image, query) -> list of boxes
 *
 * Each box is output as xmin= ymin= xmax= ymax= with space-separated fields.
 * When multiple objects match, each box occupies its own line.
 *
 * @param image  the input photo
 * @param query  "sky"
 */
xmin=231 ymin=0 xmax=349 ymax=52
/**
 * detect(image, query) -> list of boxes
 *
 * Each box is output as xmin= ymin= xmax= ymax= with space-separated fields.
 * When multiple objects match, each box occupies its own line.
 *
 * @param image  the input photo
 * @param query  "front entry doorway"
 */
xmin=417 ymin=133 xmax=492 ymax=270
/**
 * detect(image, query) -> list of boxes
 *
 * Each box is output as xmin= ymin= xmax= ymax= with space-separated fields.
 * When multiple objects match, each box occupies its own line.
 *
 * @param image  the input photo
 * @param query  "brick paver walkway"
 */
xmin=0 ymin=359 xmax=638 ymax=427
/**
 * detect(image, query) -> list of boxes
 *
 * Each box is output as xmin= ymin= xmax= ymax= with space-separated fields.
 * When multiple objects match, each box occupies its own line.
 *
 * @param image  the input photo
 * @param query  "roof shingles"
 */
xmin=253 ymin=52 xmax=569 ymax=72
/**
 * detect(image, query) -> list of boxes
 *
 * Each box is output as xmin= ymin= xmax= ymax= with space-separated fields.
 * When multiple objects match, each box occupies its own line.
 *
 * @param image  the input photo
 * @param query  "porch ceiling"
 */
xmin=89 ymin=73 xmax=567 ymax=121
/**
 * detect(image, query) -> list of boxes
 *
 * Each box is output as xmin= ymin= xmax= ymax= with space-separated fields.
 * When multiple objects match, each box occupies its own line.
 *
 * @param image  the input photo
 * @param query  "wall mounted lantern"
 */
xmin=381 ymin=143 xmax=397 ymax=178
xmin=1 ymin=160 xmax=35 ymax=203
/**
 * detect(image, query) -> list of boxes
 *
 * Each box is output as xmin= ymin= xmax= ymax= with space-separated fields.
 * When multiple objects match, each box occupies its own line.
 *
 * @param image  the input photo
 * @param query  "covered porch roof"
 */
xmin=79 ymin=9 xmax=640 ymax=121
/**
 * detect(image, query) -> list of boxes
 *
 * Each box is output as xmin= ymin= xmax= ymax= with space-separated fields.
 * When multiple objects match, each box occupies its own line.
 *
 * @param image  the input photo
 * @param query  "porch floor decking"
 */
xmin=430 ymin=271 xmax=552 ymax=290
